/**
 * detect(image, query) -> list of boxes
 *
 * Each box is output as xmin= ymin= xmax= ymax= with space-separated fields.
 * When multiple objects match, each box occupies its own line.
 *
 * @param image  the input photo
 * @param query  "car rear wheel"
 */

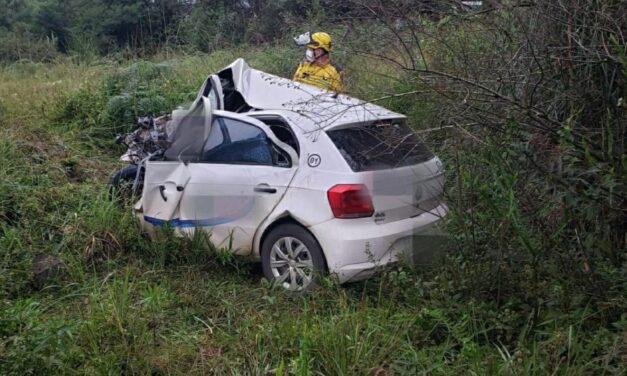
xmin=261 ymin=224 xmax=326 ymax=292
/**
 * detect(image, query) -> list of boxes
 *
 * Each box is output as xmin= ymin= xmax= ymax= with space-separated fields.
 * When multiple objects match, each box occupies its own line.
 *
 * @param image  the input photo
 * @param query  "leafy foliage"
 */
xmin=0 ymin=2 xmax=625 ymax=374
xmin=0 ymin=0 xmax=338 ymax=61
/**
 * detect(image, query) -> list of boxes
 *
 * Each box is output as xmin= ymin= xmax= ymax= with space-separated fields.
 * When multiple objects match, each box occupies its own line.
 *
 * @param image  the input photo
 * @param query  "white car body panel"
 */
xmin=141 ymin=109 xmax=299 ymax=254
xmin=176 ymin=162 xmax=295 ymax=255
xmin=142 ymin=162 xmax=191 ymax=221
xmin=309 ymin=204 xmax=448 ymax=282
xmin=137 ymin=59 xmax=448 ymax=284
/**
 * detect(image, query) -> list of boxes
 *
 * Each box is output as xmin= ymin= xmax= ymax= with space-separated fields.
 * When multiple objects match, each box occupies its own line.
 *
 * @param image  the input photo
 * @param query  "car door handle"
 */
xmin=158 ymin=185 xmax=167 ymax=202
xmin=254 ymin=184 xmax=277 ymax=194
xmin=158 ymin=184 xmax=185 ymax=202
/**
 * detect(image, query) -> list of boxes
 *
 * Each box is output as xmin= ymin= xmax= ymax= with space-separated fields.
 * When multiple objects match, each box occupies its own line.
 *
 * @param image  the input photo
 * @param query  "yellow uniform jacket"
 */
xmin=293 ymin=61 xmax=343 ymax=92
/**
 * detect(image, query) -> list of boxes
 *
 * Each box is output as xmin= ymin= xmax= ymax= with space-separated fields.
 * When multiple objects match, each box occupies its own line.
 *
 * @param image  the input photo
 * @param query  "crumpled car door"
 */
xmin=176 ymin=113 xmax=299 ymax=255
xmin=141 ymin=161 xmax=192 ymax=223
xmin=139 ymin=96 xmax=213 ymax=225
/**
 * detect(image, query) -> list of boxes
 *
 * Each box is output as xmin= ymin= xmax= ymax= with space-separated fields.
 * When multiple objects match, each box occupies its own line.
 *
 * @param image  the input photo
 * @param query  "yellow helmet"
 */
xmin=308 ymin=32 xmax=332 ymax=52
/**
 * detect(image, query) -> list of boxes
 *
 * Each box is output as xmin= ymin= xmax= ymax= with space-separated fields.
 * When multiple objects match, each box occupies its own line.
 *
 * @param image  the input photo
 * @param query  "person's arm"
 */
xmin=293 ymin=63 xmax=304 ymax=81
xmin=331 ymin=64 xmax=344 ymax=92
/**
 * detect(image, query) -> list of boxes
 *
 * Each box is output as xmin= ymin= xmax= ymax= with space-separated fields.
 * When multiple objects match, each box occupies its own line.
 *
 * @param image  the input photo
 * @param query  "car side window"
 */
xmin=227 ymin=119 xmax=262 ymax=142
xmin=201 ymin=117 xmax=280 ymax=166
xmin=202 ymin=118 xmax=225 ymax=152
xmin=252 ymin=117 xmax=300 ymax=156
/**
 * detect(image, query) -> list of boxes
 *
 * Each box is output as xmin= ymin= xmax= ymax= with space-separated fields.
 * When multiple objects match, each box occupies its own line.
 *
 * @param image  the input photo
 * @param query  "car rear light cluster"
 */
xmin=327 ymin=184 xmax=374 ymax=219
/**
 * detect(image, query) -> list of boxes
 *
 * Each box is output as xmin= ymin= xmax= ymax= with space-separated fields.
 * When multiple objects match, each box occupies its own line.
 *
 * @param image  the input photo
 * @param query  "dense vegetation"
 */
xmin=1 ymin=0 xmax=625 ymax=374
xmin=1 ymin=0 xmax=351 ymax=61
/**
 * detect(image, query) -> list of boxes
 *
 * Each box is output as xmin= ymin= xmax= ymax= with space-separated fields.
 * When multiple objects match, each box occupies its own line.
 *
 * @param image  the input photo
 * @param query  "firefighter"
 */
xmin=293 ymin=32 xmax=344 ymax=92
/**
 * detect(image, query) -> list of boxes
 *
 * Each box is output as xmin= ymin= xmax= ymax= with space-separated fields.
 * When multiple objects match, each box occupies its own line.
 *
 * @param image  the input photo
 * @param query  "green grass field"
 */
xmin=0 ymin=48 xmax=625 ymax=375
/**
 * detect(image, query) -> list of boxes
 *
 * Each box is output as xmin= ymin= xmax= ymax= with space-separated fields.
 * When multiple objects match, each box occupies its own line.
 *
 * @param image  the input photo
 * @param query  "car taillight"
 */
xmin=327 ymin=184 xmax=374 ymax=219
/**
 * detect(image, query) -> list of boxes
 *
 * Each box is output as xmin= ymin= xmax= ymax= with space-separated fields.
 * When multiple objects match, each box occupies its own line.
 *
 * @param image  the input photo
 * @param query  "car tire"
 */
xmin=261 ymin=224 xmax=327 ymax=292
xmin=108 ymin=165 xmax=143 ymax=203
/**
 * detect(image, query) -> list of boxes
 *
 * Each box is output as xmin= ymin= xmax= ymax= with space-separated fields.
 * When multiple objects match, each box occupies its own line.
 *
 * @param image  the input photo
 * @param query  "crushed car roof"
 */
xmin=211 ymin=59 xmax=404 ymax=130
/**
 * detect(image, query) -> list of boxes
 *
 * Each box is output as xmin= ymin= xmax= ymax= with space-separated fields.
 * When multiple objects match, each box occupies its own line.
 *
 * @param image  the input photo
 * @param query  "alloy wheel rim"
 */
xmin=269 ymin=236 xmax=314 ymax=291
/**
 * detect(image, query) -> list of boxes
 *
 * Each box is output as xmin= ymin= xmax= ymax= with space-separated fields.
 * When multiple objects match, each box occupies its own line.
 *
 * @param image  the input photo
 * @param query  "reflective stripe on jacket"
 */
xmin=293 ymin=62 xmax=343 ymax=92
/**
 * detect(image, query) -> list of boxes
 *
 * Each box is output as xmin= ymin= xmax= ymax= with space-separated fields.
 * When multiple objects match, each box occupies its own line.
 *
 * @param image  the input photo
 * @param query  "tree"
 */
xmin=36 ymin=0 xmax=70 ymax=52
xmin=332 ymin=0 xmax=625 ymax=311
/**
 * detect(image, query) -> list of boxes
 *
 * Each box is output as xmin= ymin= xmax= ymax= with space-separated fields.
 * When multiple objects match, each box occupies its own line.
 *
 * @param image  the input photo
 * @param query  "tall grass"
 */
xmin=0 ymin=46 xmax=624 ymax=375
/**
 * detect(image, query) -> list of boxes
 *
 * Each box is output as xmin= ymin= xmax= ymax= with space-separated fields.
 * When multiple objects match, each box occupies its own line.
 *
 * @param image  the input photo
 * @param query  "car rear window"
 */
xmin=326 ymin=120 xmax=434 ymax=172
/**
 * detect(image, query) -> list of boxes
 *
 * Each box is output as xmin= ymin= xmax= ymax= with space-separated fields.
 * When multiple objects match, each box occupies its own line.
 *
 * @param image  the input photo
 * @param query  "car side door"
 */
xmin=177 ymin=112 xmax=298 ymax=255
xmin=141 ymin=97 xmax=213 ymax=224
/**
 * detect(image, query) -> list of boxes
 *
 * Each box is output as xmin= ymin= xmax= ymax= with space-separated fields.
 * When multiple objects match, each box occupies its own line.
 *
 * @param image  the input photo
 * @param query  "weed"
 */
xmin=0 ymin=44 xmax=624 ymax=375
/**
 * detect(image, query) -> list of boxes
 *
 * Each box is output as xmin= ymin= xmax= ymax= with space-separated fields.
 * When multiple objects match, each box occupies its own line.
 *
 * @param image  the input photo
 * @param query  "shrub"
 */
xmin=0 ymin=29 xmax=60 ymax=64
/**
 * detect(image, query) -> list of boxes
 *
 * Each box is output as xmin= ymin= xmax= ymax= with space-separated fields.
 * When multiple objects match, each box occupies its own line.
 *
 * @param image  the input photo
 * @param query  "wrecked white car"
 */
xmin=135 ymin=59 xmax=447 ymax=291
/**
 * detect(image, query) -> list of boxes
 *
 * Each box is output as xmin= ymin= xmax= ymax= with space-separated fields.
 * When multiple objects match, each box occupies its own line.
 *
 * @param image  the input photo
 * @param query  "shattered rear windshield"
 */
xmin=326 ymin=120 xmax=434 ymax=172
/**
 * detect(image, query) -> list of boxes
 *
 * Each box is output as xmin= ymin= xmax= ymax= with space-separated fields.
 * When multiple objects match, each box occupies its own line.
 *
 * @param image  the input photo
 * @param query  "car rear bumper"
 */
xmin=309 ymin=204 xmax=448 ymax=283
